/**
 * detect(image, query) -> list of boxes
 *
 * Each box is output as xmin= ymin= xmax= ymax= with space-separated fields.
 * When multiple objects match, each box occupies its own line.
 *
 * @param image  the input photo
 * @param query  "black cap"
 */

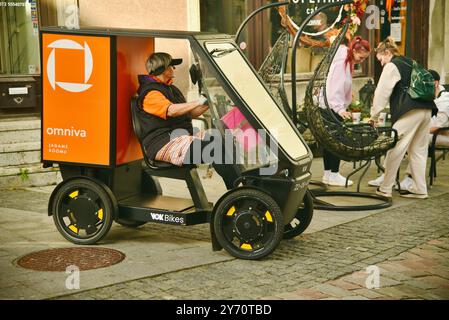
xmin=147 ymin=53 xmax=183 ymax=76
xmin=429 ymin=69 xmax=440 ymax=81
xmin=170 ymin=58 xmax=183 ymax=66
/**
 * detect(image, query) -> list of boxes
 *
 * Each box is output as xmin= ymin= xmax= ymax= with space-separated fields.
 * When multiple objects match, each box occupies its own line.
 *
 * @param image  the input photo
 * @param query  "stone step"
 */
xmin=0 ymin=119 xmax=41 ymax=132
xmin=0 ymin=169 xmax=60 ymax=189
xmin=0 ymin=163 xmax=61 ymax=189
xmin=0 ymin=128 xmax=41 ymax=144
xmin=0 ymin=141 xmax=40 ymax=153
xmin=0 ymin=119 xmax=41 ymax=144
xmin=0 ymin=142 xmax=41 ymax=167
xmin=0 ymin=151 xmax=41 ymax=167
xmin=0 ymin=162 xmax=49 ymax=176
xmin=0 ymin=118 xmax=58 ymax=187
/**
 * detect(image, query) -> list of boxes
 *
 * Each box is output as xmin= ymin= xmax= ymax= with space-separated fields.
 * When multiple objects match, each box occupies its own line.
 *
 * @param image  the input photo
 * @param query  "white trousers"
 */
xmin=380 ymin=109 xmax=432 ymax=195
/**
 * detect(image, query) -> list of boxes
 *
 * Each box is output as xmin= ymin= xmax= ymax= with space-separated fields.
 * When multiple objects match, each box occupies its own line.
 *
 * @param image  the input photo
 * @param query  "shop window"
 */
xmin=38 ymin=0 xmax=79 ymax=28
xmin=0 ymin=0 xmax=40 ymax=75
xmin=200 ymin=0 xmax=247 ymax=35
xmin=276 ymin=0 xmax=373 ymax=78
xmin=201 ymin=0 xmax=373 ymax=78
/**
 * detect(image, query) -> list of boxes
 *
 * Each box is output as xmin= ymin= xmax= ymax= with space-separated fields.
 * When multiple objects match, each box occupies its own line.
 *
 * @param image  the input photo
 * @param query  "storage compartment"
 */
xmin=41 ymin=31 xmax=154 ymax=167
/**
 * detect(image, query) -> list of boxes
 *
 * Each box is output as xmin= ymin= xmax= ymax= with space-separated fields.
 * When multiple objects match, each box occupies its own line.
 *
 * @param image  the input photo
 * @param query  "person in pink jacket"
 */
xmin=322 ymin=36 xmax=371 ymax=186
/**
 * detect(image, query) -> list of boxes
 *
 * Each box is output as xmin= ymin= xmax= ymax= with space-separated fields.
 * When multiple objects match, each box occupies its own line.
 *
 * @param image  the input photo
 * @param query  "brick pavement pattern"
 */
xmin=54 ymin=193 xmax=449 ymax=300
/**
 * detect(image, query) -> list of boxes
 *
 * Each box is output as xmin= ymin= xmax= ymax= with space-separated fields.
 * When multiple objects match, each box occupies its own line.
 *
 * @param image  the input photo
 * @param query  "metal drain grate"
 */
xmin=17 ymin=247 xmax=126 ymax=272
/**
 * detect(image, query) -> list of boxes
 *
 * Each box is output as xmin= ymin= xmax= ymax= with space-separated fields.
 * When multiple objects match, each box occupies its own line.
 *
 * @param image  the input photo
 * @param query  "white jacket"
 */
xmin=427 ymin=85 xmax=449 ymax=147
xmin=432 ymin=85 xmax=449 ymax=128
xmin=435 ymin=86 xmax=449 ymax=116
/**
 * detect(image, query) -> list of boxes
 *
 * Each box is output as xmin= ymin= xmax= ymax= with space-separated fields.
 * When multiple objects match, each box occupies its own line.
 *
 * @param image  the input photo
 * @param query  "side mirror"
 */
xmin=189 ymin=64 xmax=200 ymax=85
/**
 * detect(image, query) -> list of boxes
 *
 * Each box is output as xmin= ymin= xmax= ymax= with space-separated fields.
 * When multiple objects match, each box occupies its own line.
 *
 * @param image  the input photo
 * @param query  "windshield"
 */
xmin=193 ymin=48 xmax=275 ymax=172
xmin=205 ymin=42 xmax=308 ymax=161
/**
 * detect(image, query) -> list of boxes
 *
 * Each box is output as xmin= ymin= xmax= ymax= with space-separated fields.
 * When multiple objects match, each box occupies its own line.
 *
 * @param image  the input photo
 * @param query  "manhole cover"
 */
xmin=16 ymin=247 xmax=126 ymax=272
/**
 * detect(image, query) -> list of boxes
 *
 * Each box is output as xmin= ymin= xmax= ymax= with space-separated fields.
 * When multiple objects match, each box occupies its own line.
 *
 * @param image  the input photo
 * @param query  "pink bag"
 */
xmin=221 ymin=107 xmax=261 ymax=151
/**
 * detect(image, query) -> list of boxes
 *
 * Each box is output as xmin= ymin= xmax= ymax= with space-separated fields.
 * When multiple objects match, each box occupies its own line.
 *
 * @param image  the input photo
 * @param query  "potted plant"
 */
xmin=348 ymin=101 xmax=363 ymax=124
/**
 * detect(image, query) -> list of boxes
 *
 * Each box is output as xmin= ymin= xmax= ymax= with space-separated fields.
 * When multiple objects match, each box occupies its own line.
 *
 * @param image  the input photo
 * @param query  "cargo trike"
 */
xmin=41 ymin=27 xmax=314 ymax=260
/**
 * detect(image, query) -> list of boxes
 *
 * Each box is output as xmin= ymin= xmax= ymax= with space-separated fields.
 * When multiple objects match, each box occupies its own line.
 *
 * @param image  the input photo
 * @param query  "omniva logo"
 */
xmin=46 ymin=127 xmax=87 ymax=138
xmin=46 ymin=39 xmax=93 ymax=93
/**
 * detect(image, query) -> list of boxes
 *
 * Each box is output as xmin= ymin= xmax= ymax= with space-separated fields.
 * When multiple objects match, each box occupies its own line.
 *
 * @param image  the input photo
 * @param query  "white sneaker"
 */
xmin=369 ymin=174 xmax=409 ymax=190
xmin=368 ymin=174 xmax=385 ymax=187
xmin=328 ymin=173 xmax=354 ymax=187
xmin=394 ymin=175 xmax=413 ymax=191
xmin=399 ymin=176 xmax=413 ymax=191
xmin=322 ymin=170 xmax=331 ymax=185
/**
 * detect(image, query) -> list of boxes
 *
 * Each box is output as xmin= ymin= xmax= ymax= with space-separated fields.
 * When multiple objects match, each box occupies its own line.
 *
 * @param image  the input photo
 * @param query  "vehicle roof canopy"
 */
xmin=40 ymin=26 xmax=232 ymax=41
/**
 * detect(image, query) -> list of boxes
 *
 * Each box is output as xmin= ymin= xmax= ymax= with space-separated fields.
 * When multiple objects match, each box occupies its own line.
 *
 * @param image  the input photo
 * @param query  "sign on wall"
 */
xmin=380 ymin=0 xmax=407 ymax=55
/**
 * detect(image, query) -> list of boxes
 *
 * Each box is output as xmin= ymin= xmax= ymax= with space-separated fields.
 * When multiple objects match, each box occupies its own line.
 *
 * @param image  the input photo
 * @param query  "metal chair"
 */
xmin=429 ymin=126 xmax=449 ymax=186
xmin=293 ymin=2 xmax=398 ymax=211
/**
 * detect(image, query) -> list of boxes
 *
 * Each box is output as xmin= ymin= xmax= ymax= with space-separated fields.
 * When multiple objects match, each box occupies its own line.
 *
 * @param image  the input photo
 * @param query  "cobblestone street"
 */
xmin=1 ymin=160 xmax=448 ymax=301
xmin=55 ymin=192 xmax=449 ymax=300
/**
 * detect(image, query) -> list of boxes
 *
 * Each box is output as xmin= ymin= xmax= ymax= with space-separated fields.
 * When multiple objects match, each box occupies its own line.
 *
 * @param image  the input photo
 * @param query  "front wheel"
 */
xmin=213 ymin=188 xmax=284 ymax=260
xmin=283 ymin=190 xmax=314 ymax=239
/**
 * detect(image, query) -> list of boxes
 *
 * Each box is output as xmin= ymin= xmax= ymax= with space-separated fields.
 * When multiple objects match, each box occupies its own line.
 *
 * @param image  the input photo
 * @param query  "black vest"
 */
xmin=390 ymin=56 xmax=437 ymax=124
xmin=136 ymin=75 xmax=193 ymax=160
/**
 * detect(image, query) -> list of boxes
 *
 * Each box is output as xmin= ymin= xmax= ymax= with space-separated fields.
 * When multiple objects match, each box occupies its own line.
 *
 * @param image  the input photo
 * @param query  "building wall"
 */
xmin=76 ymin=0 xmax=371 ymax=107
xmin=78 ymin=0 xmax=200 ymax=94
xmin=440 ymin=0 xmax=449 ymax=84
xmin=429 ymin=0 xmax=448 ymax=84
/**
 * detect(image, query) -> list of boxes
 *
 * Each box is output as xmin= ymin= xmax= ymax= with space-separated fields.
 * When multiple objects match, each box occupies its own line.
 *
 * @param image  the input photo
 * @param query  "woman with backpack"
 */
xmin=370 ymin=37 xmax=438 ymax=199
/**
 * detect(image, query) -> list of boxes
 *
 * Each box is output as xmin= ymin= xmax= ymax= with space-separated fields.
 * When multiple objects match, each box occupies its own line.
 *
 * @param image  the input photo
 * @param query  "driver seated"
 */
xmin=135 ymin=52 xmax=238 ymax=189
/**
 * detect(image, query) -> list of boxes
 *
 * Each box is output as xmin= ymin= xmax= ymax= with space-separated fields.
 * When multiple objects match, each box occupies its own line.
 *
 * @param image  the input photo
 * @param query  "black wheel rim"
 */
xmin=56 ymin=187 xmax=106 ymax=239
xmin=221 ymin=196 xmax=277 ymax=254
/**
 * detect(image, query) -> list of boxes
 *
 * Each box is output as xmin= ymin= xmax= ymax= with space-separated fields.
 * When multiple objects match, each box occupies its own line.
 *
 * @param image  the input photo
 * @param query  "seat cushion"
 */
xmin=148 ymin=160 xmax=177 ymax=169
xmin=145 ymin=159 xmax=197 ymax=171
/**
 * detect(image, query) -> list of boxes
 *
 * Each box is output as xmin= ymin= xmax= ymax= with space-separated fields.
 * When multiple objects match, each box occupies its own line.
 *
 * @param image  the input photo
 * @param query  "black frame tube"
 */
xmin=310 ymin=190 xmax=392 ymax=211
xmin=235 ymin=1 xmax=290 ymax=43
xmin=291 ymin=0 xmax=353 ymax=126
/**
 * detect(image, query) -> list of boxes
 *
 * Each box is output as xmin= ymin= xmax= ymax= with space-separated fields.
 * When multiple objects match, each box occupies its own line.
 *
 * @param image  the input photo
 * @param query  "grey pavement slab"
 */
xmin=0 ymin=205 xmax=233 ymax=299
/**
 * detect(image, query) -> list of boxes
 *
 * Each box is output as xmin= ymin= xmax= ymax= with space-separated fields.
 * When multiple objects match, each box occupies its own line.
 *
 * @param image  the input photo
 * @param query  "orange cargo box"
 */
xmin=41 ymin=31 xmax=154 ymax=168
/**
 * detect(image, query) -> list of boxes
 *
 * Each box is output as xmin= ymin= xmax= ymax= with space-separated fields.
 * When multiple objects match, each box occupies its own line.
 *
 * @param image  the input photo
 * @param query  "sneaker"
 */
xmin=399 ymin=176 xmax=413 ymax=191
xmin=369 ymin=174 xmax=409 ymax=190
xmin=399 ymin=190 xmax=428 ymax=199
xmin=394 ymin=175 xmax=413 ymax=191
xmin=322 ymin=170 xmax=331 ymax=185
xmin=368 ymin=174 xmax=384 ymax=187
xmin=328 ymin=173 xmax=354 ymax=187
xmin=376 ymin=187 xmax=392 ymax=198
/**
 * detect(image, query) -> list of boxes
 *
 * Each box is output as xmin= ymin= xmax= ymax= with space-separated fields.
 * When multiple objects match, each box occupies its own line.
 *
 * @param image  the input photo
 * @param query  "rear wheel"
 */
xmin=214 ymin=188 xmax=284 ymax=260
xmin=51 ymin=178 xmax=115 ymax=245
xmin=283 ymin=190 xmax=314 ymax=239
